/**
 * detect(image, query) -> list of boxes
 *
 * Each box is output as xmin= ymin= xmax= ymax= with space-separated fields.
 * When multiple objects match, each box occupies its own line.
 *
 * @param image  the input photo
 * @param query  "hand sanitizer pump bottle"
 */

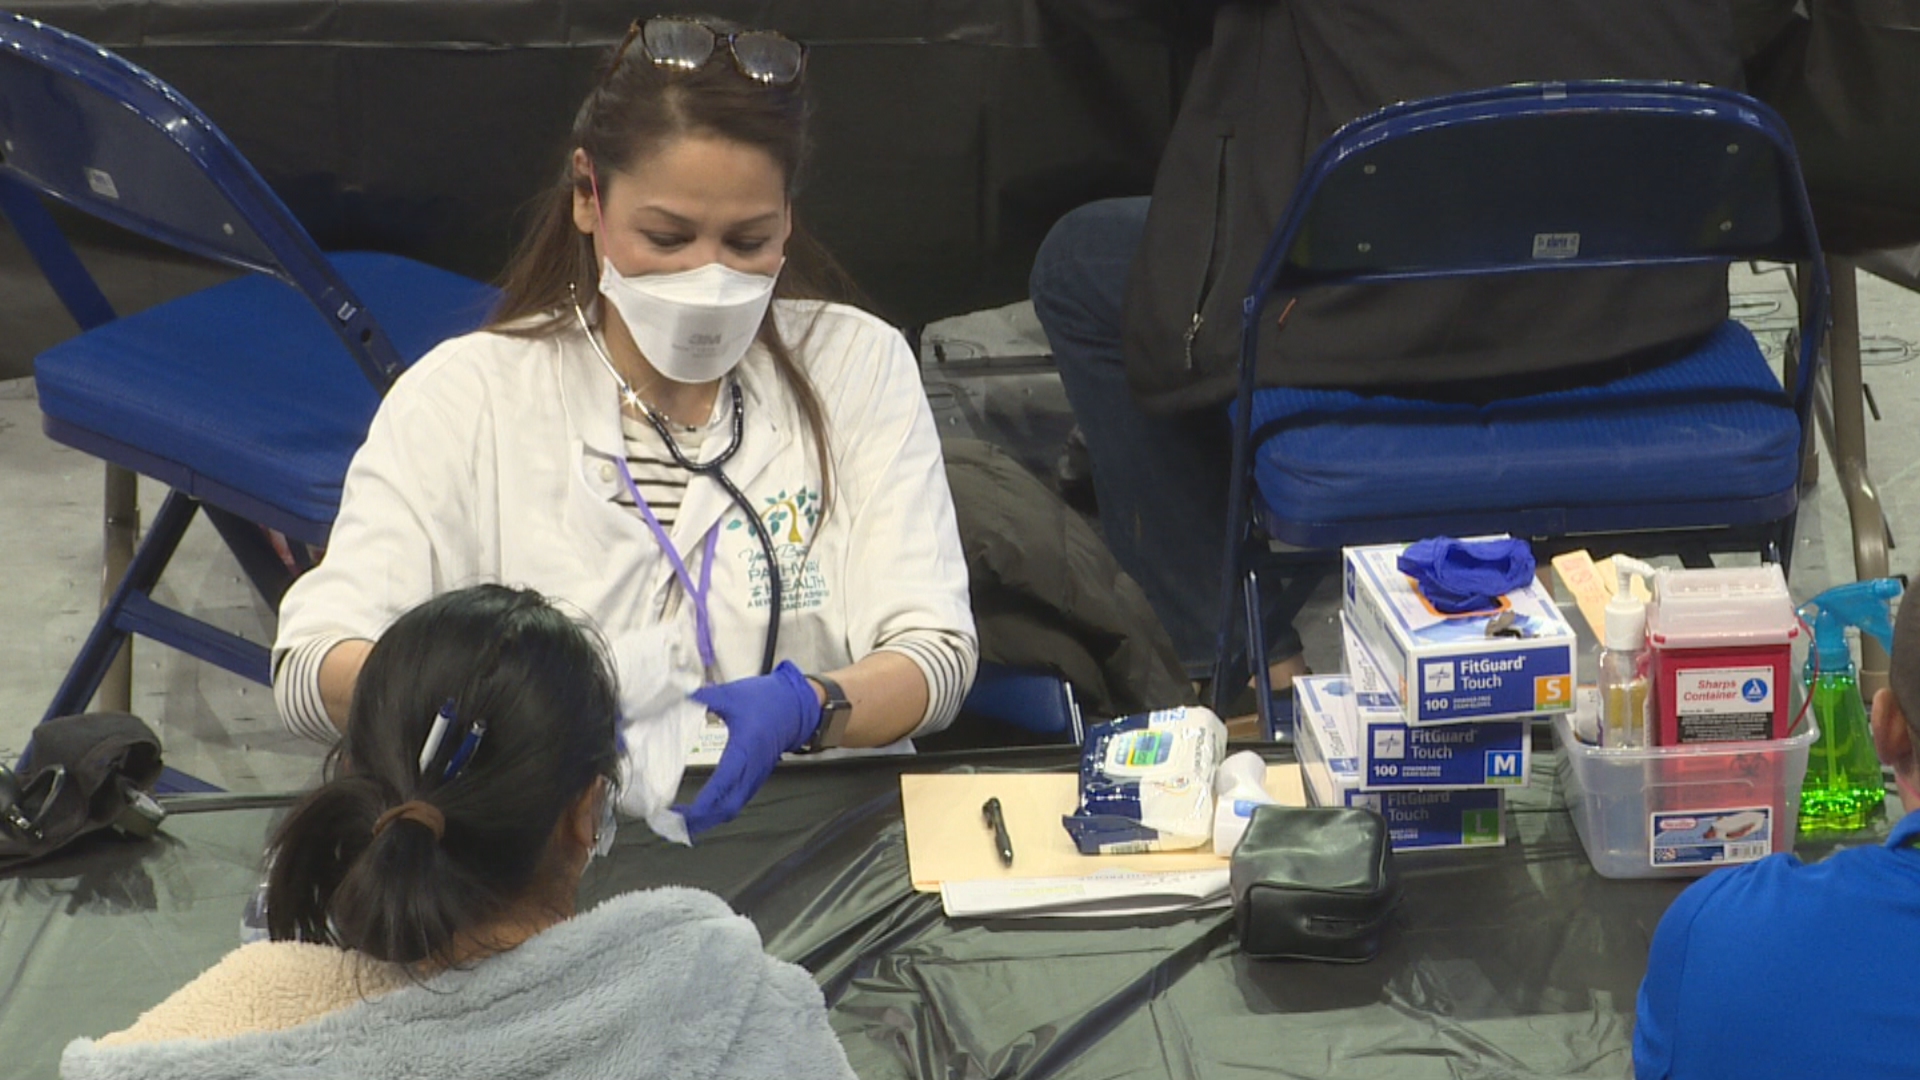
xmin=1797 ymin=579 xmax=1902 ymax=835
xmin=1598 ymin=558 xmax=1656 ymax=748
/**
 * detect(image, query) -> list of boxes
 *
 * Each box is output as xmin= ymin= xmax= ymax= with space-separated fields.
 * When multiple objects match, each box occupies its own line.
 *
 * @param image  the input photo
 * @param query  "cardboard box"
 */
xmin=1340 ymin=613 xmax=1394 ymax=697
xmin=1296 ymin=677 xmax=1507 ymax=850
xmin=1343 ymin=541 xmax=1577 ymax=723
xmin=1296 ymin=675 xmax=1530 ymax=789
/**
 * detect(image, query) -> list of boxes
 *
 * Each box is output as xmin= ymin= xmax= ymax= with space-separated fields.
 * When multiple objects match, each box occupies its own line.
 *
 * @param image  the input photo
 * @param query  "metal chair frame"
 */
xmin=1 ymin=12 xmax=483 ymax=786
xmin=1209 ymin=82 xmax=1830 ymax=731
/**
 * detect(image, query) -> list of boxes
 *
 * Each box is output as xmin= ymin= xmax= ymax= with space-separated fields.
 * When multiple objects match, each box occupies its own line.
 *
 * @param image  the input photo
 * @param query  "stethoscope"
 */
xmin=573 ymin=297 xmax=782 ymax=676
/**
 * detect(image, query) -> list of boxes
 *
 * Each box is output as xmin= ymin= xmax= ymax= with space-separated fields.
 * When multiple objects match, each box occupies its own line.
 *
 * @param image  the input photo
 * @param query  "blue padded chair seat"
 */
xmin=1244 ymin=320 xmax=1800 ymax=547
xmin=36 ymin=252 xmax=496 ymax=542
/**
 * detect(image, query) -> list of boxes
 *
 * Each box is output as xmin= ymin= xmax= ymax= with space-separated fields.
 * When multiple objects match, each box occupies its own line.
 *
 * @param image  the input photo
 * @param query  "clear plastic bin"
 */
xmin=1554 ymin=712 xmax=1818 ymax=879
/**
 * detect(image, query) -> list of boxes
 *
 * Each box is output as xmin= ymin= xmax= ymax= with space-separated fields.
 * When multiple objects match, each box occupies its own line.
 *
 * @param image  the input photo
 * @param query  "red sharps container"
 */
xmin=1646 ymin=564 xmax=1799 ymax=746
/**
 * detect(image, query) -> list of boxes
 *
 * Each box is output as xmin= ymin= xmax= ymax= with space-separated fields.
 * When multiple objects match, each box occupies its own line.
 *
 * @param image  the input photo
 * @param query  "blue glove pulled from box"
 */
xmin=1397 ymin=536 xmax=1536 ymax=614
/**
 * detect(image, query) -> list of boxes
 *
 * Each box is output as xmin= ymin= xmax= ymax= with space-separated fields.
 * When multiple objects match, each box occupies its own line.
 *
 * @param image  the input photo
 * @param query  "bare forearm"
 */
xmin=812 ymin=651 xmax=929 ymax=747
xmin=317 ymin=638 xmax=374 ymax=734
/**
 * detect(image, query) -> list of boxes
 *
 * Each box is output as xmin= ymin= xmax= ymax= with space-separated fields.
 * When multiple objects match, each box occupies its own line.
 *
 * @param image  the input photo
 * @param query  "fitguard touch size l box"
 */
xmin=1296 ymin=678 xmax=1507 ymax=850
xmin=1295 ymin=676 xmax=1531 ymax=790
xmin=1343 ymin=541 xmax=1577 ymax=724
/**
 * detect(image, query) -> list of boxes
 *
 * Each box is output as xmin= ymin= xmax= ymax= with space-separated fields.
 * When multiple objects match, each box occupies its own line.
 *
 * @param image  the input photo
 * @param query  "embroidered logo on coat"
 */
xmin=729 ymin=487 xmax=826 ymax=610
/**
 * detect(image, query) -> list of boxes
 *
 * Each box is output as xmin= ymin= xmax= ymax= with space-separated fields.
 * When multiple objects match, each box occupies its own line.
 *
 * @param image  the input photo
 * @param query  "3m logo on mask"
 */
xmin=599 ymin=258 xmax=781 ymax=383
xmin=729 ymin=486 xmax=827 ymax=611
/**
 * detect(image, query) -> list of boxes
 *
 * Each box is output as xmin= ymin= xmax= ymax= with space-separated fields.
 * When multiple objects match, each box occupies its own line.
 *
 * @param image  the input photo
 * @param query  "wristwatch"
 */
xmin=801 ymin=673 xmax=852 ymax=753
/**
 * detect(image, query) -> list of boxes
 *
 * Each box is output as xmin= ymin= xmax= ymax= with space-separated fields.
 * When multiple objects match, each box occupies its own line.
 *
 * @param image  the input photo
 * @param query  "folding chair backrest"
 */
xmin=964 ymin=662 xmax=1084 ymax=744
xmin=0 ymin=11 xmax=404 ymax=388
xmin=1257 ymin=82 xmax=1818 ymax=288
xmin=1241 ymin=79 xmax=1827 ymax=406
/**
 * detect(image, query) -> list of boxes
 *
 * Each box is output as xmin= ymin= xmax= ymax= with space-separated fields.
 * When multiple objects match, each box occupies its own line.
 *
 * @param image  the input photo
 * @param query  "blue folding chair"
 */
xmin=961 ymin=662 xmax=1085 ymax=745
xmin=0 ymin=12 xmax=497 ymax=785
xmin=1212 ymin=81 xmax=1828 ymax=733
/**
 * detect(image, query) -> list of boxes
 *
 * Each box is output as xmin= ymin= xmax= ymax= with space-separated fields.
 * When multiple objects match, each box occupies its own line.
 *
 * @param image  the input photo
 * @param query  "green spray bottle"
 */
xmin=1797 ymin=578 xmax=1902 ymax=835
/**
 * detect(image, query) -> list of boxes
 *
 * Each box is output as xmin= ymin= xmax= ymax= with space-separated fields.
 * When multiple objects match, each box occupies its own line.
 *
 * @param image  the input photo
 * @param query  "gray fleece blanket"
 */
xmin=61 ymin=887 xmax=857 ymax=1080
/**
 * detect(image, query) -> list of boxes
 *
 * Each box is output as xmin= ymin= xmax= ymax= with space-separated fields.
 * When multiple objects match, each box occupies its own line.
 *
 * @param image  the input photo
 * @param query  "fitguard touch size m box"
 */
xmin=1296 ymin=678 xmax=1507 ymax=850
xmin=1343 ymin=541 xmax=1577 ymax=724
xmin=1296 ymin=676 xmax=1530 ymax=790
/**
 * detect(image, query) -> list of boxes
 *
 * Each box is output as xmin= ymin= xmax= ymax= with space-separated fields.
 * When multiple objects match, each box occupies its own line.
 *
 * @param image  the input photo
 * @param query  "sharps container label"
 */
xmin=1675 ymin=667 xmax=1774 ymax=743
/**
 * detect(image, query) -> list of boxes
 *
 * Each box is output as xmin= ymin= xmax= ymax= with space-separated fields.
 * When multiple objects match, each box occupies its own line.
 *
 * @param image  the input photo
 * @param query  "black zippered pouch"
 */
xmin=1229 ymin=804 xmax=1400 ymax=962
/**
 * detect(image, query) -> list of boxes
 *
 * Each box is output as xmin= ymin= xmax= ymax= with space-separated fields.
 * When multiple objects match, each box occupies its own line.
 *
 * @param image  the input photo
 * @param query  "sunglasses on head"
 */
xmin=609 ymin=16 xmax=807 ymax=87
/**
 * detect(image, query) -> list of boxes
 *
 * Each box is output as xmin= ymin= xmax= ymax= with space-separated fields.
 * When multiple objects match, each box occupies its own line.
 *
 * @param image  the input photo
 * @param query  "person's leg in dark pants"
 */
xmin=1030 ymin=197 xmax=1304 ymax=686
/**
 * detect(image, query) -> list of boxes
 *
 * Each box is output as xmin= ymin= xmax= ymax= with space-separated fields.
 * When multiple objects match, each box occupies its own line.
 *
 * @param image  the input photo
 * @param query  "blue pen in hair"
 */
xmin=418 ymin=699 xmax=457 ymax=776
xmin=442 ymin=720 xmax=488 ymax=782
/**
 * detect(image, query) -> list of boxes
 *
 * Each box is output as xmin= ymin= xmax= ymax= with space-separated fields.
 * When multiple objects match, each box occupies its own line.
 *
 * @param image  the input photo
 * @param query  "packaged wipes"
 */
xmin=1063 ymin=706 xmax=1228 ymax=854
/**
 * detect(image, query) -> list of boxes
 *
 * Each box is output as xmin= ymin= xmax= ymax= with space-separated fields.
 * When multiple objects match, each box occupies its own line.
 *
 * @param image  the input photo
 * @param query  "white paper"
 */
xmin=939 ymin=868 xmax=1232 ymax=919
xmin=607 ymin=625 xmax=705 ymax=844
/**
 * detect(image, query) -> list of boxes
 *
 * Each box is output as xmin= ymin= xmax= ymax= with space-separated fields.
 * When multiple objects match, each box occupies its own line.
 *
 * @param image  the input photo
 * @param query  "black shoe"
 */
xmin=1055 ymin=426 xmax=1098 ymax=516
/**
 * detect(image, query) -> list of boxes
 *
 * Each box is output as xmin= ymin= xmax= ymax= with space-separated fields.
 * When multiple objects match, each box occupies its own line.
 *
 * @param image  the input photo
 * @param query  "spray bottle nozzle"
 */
xmin=1798 ymin=578 xmax=1903 ymax=673
xmin=1611 ymin=557 xmax=1656 ymax=599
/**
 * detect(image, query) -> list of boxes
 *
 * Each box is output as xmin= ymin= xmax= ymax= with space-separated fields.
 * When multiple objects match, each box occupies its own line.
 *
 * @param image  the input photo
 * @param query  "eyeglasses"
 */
xmin=609 ymin=17 xmax=807 ymax=87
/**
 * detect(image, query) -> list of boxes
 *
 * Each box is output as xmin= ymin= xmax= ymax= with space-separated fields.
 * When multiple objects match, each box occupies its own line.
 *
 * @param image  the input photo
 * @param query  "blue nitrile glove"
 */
xmin=1397 ymin=536 xmax=1536 ymax=614
xmin=676 ymin=660 xmax=823 ymax=836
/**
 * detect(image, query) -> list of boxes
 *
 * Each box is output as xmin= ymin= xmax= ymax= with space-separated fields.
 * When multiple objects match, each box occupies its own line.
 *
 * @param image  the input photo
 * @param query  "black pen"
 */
xmin=982 ymin=797 xmax=1014 ymax=867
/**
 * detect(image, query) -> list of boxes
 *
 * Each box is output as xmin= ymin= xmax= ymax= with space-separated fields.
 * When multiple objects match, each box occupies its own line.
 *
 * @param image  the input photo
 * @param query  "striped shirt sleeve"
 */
xmin=272 ymin=634 xmax=353 ymax=745
xmin=876 ymin=626 xmax=978 ymax=737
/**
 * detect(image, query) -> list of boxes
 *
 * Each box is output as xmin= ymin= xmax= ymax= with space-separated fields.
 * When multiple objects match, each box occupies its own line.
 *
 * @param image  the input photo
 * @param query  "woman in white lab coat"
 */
xmin=272 ymin=16 xmax=977 ymax=837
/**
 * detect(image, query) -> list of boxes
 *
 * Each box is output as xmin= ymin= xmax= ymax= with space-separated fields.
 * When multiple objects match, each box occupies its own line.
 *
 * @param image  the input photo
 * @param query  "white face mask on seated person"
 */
xmin=598 ymin=257 xmax=781 ymax=384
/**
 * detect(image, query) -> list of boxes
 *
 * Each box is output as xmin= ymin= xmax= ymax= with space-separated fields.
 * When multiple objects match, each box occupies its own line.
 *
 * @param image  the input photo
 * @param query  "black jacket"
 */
xmin=944 ymin=438 xmax=1192 ymax=719
xmin=1049 ymin=0 xmax=1746 ymax=411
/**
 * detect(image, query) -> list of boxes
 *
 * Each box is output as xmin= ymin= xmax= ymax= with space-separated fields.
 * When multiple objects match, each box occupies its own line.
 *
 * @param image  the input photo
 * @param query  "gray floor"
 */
xmin=5 ymin=259 xmax=1920 ymax=791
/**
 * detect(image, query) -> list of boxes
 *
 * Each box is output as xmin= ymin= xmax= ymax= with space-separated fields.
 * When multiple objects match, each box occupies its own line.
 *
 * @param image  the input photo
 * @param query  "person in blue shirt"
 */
xmin=1634 ymin=579 xmax=1920 ymax=1079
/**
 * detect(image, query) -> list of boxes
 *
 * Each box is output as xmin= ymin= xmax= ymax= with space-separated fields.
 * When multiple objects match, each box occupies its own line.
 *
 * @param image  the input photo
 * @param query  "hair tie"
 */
xmin=372 ymin=800 xmax=446 ymax=842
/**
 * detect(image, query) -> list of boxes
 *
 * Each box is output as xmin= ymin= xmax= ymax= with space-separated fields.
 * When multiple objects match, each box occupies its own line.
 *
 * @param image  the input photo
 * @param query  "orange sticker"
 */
xmin=1535 ymin=675 xmax=1572 ymax=709
xmin=1401 ymin=576 xmax=1513 ymax=620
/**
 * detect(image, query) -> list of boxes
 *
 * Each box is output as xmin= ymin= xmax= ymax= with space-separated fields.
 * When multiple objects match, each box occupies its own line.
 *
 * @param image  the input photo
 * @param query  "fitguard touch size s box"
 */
xmin=1296 ymin=677 xmax=1507 ymax=850
xmin=1295 ymin=676 xmax=1530 ymax=790
xmin=1341 ymin=613 xmax=1393 ymax=697
xmin=1343 ymin=541 xmax=1577 ymax=724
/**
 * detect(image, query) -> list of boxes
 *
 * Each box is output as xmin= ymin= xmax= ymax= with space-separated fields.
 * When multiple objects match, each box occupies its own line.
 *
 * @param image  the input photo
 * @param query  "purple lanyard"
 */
xmin=613 ymin=455 xmax=720 ymax=673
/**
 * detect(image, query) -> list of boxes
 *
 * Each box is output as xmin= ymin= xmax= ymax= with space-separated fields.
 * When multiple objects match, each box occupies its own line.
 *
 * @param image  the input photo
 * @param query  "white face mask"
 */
xmin=598 ymin=258 xmax=780 ymax=384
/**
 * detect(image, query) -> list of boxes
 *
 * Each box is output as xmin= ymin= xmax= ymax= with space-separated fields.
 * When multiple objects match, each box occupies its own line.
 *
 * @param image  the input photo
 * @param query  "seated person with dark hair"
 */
xmin=61 ymin=585 xmax=856 ymax=1080
xmin=1633 ymin=578 xmax=1920 ymax=1079
xmin=1032 ymin=0 xmax=1740 ymax=697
